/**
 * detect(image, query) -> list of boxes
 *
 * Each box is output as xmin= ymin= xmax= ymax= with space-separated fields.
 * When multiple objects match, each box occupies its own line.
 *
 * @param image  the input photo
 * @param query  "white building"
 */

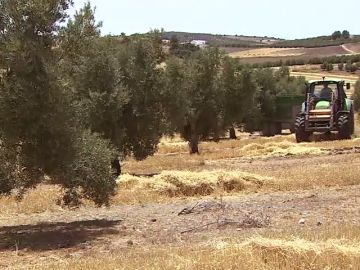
xmin=190 ymin=40 xmax=207 ymax=48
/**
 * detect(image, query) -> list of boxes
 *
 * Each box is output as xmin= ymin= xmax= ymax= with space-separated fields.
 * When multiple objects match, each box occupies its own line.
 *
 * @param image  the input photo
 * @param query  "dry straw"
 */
xmin=119 ymin=170 xmax=271 ymax=197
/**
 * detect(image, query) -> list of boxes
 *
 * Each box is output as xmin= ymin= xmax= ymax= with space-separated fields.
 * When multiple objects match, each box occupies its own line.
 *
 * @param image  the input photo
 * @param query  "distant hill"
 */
xmin=271 ymin=35 xmax=360 ymax=48
xmin=161 ymin=31 xmax=360 ymax=49
xmin=162 ymin=31 xmax=283 ymax=47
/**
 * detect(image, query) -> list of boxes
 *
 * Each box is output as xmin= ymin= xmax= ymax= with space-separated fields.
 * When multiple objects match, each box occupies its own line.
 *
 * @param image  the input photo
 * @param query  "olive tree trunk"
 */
xmin=188 ymin=135 xmax=199 ymax=154
xmin=229 ymin=127 xmax=237 ymax=139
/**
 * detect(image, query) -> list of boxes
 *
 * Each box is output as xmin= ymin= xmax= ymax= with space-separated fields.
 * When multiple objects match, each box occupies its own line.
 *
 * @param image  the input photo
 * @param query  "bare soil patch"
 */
xmin=1 ymin=182 xmax=360 ymax=269
xmin=344 ymin=42 xmax=360 ymax=53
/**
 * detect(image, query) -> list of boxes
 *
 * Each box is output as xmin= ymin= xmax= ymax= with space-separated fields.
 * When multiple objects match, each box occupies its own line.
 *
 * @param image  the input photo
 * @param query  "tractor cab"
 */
xmin=295 ymin=78 xmax=354 ymax=142
xmin=307 ymin=79 xmax=347 ymax=109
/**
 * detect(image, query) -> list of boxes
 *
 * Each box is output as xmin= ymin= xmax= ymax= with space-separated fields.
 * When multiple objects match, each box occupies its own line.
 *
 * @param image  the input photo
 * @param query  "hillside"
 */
xmin=162 ymin=31 xmax=282 ymax=47
xmin=161 ymin=31 xmax=360 ymax=49
xmin=229 ymin=43 xmax=360 ymax=66
xmin=272 ymin=35 xmax=360 ymax=48
xmin=230 ymin=45 xmax=350 ymax=61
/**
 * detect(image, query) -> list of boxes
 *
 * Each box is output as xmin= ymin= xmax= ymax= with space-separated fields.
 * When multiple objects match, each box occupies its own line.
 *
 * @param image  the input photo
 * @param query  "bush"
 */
xmin=59 ymin=131 xmax=118 ymax=206
xmin=0 ymin=147 xmax=16 ymax=195
xmin=338 ymin=63 xmax=344 ymax=71
xmin=250 ymin=54 xmax=360 ymax=69
xmin=350 ymin=65 xmax=358 ymax=73
xmin=321 ymin=62 xmax=333 ymax=71
xmin=353 ymin=80 xmax=360 ymax=112
xmin=345 ymin=62 xmax=353 ymax=72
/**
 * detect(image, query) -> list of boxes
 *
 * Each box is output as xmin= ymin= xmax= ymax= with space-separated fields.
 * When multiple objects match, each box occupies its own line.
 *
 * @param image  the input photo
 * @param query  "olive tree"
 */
xmin=0 ymin=0 xmax=117 ymax=206
xmin=221 ymin=58 xmax=258 ymax=138
xmin=354 ymin=79 xmax=360 ymax=112
xmin=163 ymin=48 xmax=225 ymax=153
xmin=59 ymin=5 xmax=166 ymax=161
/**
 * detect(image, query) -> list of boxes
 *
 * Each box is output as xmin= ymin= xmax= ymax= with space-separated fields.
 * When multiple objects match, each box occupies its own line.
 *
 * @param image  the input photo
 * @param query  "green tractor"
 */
xmin=295 ymin=78 xmax=354 ymax=143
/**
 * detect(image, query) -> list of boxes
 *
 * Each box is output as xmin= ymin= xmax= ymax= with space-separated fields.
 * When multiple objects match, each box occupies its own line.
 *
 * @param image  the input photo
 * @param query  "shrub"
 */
xmin=350 ymin=65 xmax=358 ymax=73
xmin=0 ymin=147 xmax=16 ymax=195
xmin=321 ymin=62 xmax=333 ymax=71
xmin=59 ymin=131 xmax=118 ymax=206
xmin=345 ymin=61 xmax=353 ymax=72
xmin=353 ymin=80 xmax=360 ymax=112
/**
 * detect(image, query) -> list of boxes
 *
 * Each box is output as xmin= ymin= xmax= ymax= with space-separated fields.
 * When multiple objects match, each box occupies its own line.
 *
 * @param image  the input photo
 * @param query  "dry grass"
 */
xmin=234 ymin=45 xmax=350 ymax=64
xmin=265 ymin=161 xmax=360 ymax=191
xmin=239 ymin=140 xmax=323 ymax=157
xmin=124 ymin=135 xmax=360 ymax=174
xmin=116 ymin=153 xmax=360 ymax=204
xmin=114 ymin=170 xmax=269 ymax=204
xmin=30 ymin=226 xmax=360 ymax=270
xmin=229 ymin=47 xmax=304 ymax=58
xmin=0 ymin=185 xmax=63 ymax=215
xmin=2 ymin=136 xmax=360 ymax=212
xmin=123 ymin=136 xmax=298 ymax=173
xmin=117 ymin=133 xmax=360 ymax=203
xmin=123 ymin=153 xmax=207 ymax=174
xmin=291 ymin=67 xmax=360 ymax=79
xmin=2 ymin=135 xmax=360 ymax=270
xmin=290 ymin=71 xmax=359 ymax=83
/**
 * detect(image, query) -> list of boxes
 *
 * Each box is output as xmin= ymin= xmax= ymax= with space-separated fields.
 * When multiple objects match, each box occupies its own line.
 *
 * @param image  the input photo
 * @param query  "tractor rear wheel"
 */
xmin=295 ymin=115 xmax=311 ymax=143
xmin=338 ymin=114 xmax=351 ymax=140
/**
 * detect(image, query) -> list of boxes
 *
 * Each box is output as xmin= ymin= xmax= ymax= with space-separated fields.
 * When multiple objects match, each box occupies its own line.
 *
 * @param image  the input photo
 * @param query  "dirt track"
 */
xmin=1 ymin=151 xmax=360 ymax=269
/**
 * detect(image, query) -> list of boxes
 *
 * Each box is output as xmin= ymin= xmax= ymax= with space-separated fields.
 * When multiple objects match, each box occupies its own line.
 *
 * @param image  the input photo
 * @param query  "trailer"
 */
xmin=262 ymin=95 xmax=304 ymax=136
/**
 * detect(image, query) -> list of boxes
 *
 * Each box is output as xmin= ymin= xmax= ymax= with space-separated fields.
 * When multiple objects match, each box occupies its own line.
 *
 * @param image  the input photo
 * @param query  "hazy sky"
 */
xmin=72 ymin=0 xmax=359 ymax=39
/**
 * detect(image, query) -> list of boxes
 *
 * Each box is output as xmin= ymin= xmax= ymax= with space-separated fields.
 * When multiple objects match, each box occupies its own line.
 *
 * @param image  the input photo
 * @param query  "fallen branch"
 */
xmin=127 ymin=173 xmax=160 ymax=178
xmin=180 ymin=221 xmax=218 ymax=234
xmin=180 ymin=214 xmax=270 ymax=234
xmin=178 ymin=202 xmax=199 ymax=216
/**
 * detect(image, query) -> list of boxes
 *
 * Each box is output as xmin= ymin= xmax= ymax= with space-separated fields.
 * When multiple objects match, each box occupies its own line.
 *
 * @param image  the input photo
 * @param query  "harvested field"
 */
xmin=33 ymin=231 xmax=360 ymax=270
xmin=231 ymin=45 xmax=351 ymax=64
xmin=229 ymin=47 xmax=304 ymax=58
xmin=303 ymin=45 xmax=350 ymax=57
xmin=124 ymin=135 xmax=360 ymax=174
xmin=220 ymin=46 xmax=253 ymax=54
xmin=229 ymin=45 xmax=349 ymax=59
xmin=119 ymin=170 xmax=269 ymax=199
xmin=2 ymin=184 xmax=360 ymax=269
xmin=290 ymin=70 xmax=359 ymax=83
xmin=343 ymin=42 xmax=360 ymax=53
xmin=2 ymin=129 xmax=360 ymax=269
xmin=290 ymin=70 xmax=359 ymax=96
xmin=291 ymin=65 xmax=360 ymax=77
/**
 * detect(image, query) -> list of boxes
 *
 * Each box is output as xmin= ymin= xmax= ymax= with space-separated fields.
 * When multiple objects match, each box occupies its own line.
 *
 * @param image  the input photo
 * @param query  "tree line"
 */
xmin=250 ymin=54 xmax=360 ymax=70
xmin=271 ymin=31 xmax=357 ymax=48
xmin=0 ymin=1 xmax=305 ymax=205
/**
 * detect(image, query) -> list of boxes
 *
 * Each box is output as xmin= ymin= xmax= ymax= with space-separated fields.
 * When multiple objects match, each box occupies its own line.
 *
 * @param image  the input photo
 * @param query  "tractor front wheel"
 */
xmin=338 ymin=114 xmax=351 ymax=140
xmin=295 ymin=115 xmax=311 ymax=143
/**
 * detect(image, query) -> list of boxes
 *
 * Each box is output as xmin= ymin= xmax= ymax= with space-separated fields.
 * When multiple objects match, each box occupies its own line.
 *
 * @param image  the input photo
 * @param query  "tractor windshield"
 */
xmin=312 ymin=83 xmax=337 ymax=100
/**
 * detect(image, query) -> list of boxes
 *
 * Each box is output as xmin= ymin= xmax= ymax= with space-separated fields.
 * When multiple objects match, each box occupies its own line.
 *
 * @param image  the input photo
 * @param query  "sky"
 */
xmin=72 ymin=0 xmax=359 ymax=39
